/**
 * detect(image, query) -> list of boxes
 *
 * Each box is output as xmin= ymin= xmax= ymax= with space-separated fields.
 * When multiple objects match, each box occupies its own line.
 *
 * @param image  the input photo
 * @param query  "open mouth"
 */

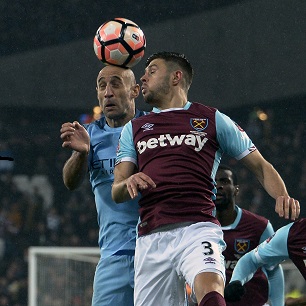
xmin=141 ymin=86 xmax=147 ymax=95
xmin=104 ymin=103 xmax=116 ymax=109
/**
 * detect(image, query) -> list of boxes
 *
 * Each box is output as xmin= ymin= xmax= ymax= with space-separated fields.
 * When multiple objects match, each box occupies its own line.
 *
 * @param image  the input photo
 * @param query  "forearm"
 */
xmin=112 ymin=162 xmax=156 ymax=203
xmin=63 ymin=151 xmax=88 ymax=190
xmin=259 ymin=162 xmax=288 ymax=199
xmin=267 ymin=265 xmax=285 ymax=306
xmin=230 ymin=251 xmax=261 ymax=285
xmin=242 ymin=151 xmax=288 ymax=199
xmin=112 ymin=180 xmax=132 ymax=203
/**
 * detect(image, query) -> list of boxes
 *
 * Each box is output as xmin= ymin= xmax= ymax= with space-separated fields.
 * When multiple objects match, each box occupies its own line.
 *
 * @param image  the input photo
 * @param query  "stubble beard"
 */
xmin=144 ymin=77 xmax=170 ymax=106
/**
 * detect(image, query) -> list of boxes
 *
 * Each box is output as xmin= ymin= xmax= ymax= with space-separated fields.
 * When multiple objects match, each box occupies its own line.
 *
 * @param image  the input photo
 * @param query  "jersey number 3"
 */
xmin=202 ymin=241 xmax=214 ymax=255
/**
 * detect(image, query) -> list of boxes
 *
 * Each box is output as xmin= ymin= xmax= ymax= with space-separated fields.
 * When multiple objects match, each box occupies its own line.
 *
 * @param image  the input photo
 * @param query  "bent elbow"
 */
xmin=64 ymin=183 xmax=77 ymax=191
xmin=65 ymin=184 xmax=76 ymax=191
xmin=63 ymin=177 xmax=79 ymax=191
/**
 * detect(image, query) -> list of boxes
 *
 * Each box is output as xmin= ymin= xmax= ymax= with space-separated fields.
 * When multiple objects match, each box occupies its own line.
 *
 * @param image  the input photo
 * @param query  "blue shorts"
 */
xmin=92 ymin=254 xmax=135 ymax=306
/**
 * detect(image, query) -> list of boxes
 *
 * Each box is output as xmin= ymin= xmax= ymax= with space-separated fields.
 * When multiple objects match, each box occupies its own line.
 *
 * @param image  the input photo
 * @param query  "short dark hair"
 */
xmin=218 ymin=164 xmax=238 ymax=185
xmin=146 ymin=51 xmax=194 ymax=90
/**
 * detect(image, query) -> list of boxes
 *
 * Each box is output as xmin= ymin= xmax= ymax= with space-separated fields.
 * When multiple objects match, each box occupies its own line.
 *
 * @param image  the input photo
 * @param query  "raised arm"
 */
xmin=60 ymin=121 xmax=90 ymax=190
xmin=241 ymin=150 xmax=300 ymax=220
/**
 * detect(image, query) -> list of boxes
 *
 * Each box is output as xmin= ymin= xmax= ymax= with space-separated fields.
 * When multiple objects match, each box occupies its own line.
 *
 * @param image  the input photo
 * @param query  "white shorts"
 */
xmin=134 ymin=222 xmax=226 ymax=306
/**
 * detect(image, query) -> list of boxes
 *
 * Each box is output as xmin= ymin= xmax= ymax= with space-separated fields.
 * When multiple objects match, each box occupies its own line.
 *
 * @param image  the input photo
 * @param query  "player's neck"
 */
xmin=155 ymin=90 xmax=187 ymax=110
xmin=217 ymin=206 xmax=237 ymax=226
xmin=106 ymin=112 xmax=135 ymax=128
xmin=157 ymin=97 xmax=188 ymax=110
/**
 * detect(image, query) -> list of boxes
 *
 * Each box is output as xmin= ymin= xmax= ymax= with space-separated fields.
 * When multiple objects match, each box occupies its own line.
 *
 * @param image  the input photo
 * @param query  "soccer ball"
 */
xmin=93 ymin=17 xmax=146 ymax=68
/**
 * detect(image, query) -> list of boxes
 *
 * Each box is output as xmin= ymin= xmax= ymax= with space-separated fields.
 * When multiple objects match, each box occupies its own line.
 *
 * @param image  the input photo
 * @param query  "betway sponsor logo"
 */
xmin=137 ymin=133 xmax=208 ymax=154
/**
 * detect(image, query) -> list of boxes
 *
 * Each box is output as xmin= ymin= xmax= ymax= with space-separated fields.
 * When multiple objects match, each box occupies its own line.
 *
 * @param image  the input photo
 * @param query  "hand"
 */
xmin=275 ymin=196 xmax=300 ymax=220
xmin=224 ymin=281 xmax=246 ymax=302
xmin=125 ymin=172 xmax=156 ymax=199
xmin=60 ymin=121 xmax=90 ymax=154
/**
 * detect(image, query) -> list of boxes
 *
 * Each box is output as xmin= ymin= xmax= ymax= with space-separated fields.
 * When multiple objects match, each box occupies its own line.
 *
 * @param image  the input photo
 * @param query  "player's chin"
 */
xmin=104 ymin=109 xmax=120 ymax=119
xmin=142 ymin=94 xmax=155 ymax=106
xmin=104 ymin=105 xmax=118 ymax=113
xmin=214 ymin=201 xmax=223 ymax=208
xmin=141 ymin=91 xmax=148 ymax=101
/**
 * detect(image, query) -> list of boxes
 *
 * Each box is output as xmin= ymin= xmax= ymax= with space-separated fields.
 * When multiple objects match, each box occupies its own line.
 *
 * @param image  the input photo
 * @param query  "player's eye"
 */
xmin=111 ymin=82 xmax=121 ymax=88
xmin=220 ymin=179 xmax=229 ymax=184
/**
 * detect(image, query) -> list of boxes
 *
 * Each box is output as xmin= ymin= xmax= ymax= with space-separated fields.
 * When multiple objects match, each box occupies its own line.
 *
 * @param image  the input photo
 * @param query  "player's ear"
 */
xmin=234 ymin=185 xmax=239 ymax=196
xmin=131 ymin=84 xmax=140 ymax=98
xmin=172 ymin=70 xmax=183 ymax=86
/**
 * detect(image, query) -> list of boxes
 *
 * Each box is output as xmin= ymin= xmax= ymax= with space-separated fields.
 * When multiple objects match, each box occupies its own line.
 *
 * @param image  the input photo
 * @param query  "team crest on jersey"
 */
xmin=235 ymin=239 xmax=250 ymax=254
xmin=190 ymin=118 xmax=208 ymax=131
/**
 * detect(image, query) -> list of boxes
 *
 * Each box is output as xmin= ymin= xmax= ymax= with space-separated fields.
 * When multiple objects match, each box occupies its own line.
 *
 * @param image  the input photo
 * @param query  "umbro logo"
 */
xmin=141 ymin=123 xmax=154 ymax=131
xmin=203 ymin=257 xmax=216 ymax=264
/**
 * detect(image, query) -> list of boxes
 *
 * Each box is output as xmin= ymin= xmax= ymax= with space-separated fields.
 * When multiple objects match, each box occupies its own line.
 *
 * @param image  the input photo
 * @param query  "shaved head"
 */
xmin=97 ymin=65 xmax=136 ymax=87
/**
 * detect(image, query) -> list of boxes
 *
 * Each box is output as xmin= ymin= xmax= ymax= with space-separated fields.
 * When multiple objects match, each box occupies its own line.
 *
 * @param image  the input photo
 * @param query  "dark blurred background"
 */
xmin=0 ymin=0 xmax=305 ymax=304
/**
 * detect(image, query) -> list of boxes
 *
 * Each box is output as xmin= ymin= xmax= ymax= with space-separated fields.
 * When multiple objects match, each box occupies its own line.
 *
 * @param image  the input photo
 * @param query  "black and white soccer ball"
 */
xmin=93 ymin=17 xmax=146 ymax=68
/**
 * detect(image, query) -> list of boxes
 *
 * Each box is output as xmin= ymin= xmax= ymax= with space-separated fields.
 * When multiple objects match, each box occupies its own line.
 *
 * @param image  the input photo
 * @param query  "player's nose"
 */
xmin=104 ymin=84 xmax=114 ymax=97
xmin=140 ymin=74 xmax=147 ymax=84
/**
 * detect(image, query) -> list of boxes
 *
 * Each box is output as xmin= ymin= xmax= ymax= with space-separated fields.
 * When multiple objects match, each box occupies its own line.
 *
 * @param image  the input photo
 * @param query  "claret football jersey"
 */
xmin=116 ymin=102 xmax=256 ymax=236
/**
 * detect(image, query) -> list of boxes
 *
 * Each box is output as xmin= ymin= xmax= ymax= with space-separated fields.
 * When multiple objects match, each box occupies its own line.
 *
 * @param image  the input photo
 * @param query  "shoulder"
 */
xmin=241 ymin=209 xmax=269 ymax=226
xmin=135 ymin=109 xmax=148 ymax=117
xmin=131 ymin=110 xmax=155 ymax=126
xmin=190 ymin=102 xmax=217 ymax=113
xmin=84 ymin=117 xmax=106 ymax=132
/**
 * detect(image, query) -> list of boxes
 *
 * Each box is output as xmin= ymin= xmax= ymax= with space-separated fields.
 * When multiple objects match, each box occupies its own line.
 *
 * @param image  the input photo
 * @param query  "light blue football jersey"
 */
xmin=85 ymin=109 xmax=145 ymax=258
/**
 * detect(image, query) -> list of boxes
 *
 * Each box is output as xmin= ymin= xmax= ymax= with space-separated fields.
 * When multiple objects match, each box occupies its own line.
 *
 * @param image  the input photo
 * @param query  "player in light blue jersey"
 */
xmin=224 ymin=218 xmax=306 ymax=304
xmin=60 ymin=65 xmax=145 ymax=306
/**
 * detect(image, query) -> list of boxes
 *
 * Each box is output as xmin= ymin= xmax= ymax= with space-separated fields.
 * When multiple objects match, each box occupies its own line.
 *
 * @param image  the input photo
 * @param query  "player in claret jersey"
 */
xmin=215 ymin=165 xmax=284 ymax=306
xmin=112 ymin=51 xmax=300 ymax=306
xmin=225 ymin=218 xmax=306 ymax=303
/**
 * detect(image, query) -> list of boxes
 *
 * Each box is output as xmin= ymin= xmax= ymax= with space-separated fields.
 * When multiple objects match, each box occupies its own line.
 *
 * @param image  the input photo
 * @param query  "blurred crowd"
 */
xmin=0 ymin=100 xmax=305 ymax=305
xmin=0 ymin=0 xmax=243 ymax=57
